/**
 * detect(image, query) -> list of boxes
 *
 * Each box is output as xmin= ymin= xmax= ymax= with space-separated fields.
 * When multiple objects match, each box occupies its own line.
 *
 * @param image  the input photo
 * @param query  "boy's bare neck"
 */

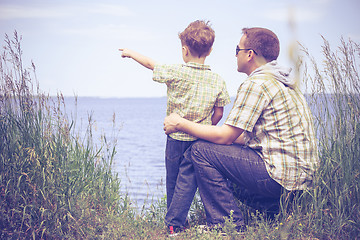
xmin=185 ymin=56 xmax=206 ymax=64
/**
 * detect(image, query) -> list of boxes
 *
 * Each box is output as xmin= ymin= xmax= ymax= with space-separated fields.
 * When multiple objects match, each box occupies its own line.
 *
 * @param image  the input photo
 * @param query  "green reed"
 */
xmin=0 ymin=31 xmax=124 ymax=239
xmin=284 ymin=37 xmax=360 ymax=239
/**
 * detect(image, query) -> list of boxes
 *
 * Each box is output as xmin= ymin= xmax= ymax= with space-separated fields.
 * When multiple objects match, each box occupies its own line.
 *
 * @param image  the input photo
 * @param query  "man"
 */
xmin=163 ymin=27 xmax=318 ymax=230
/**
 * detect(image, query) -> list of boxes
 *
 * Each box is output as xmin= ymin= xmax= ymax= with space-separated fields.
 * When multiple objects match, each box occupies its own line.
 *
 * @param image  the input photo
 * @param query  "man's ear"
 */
xmin=247 ymin=50 xmax=256 ymax=61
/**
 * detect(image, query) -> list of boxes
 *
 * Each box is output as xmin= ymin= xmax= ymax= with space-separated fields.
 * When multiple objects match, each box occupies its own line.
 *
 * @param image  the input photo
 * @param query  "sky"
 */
xmin=1 ymin=0 xmax=359 ymax=98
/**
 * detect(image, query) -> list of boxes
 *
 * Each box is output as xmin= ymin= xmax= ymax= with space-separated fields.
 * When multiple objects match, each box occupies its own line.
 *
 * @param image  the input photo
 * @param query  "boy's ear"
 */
xmin=182 ymin=46 xmax=189 ymax=56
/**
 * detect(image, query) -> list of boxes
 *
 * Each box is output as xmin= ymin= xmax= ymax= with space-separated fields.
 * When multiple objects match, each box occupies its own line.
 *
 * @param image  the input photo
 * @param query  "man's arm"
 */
xmin=233 ymin=132 xmax=247 ymax=145
xmin=164 ymin=113 xmax=243 ymax=145
xmin=211 ymin=106 xmax=223 ymax=125
xmin=119 ymin=48 xmax=156 ymax=70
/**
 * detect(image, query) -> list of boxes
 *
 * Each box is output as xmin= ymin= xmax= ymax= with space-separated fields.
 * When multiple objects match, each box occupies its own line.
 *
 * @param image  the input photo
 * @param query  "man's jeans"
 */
xmin=165 ymin=136 xmax=194 ymax=210
xmin=191 ymin=140 xmax=283 ymax=226
xmin=165 ymin=139 xmax=283 ymax=227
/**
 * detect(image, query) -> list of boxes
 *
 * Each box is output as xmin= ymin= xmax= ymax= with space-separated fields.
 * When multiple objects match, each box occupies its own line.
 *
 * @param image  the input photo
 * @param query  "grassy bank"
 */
xmin=1 ymin=32 xmax=359 ymax=239
xmin=0 ymin=32 xmax=122 ymax=238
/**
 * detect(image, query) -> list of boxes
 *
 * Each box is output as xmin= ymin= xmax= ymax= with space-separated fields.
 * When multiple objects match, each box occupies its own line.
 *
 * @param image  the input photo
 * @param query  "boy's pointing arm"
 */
xmin=119 ymin=48 xmax=157 ymax=70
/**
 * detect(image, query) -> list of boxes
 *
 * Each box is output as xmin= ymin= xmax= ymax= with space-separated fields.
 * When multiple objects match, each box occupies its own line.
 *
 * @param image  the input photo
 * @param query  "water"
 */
xmin=64 ymin=97 xmax=168 ymax=208
xmin=63 ymin=96 xmax=233 ymax=210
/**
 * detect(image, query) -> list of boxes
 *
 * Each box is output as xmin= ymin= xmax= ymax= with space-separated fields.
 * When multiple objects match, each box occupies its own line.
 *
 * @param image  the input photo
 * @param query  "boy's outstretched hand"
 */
xmin=118 ymin=48 xmax=156 ymax=70
xmin=118 ymin=48 xmax=132 ymax=58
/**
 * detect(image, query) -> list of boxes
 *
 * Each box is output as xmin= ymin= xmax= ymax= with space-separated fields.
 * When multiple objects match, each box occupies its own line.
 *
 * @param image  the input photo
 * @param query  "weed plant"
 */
xmin=281 ymin=37 xmax=360 ymax=239
xmin=0 ymin=32 xmax=125 ymax=239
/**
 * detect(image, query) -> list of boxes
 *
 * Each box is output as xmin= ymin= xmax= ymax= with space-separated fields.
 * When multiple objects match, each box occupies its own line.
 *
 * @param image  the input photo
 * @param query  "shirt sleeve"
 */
xmin=153 ymin=64 xmax=178 ymax=84
xmin=215 ymin=81 xmax=231 ymax=107
xmin=225 ymin=79 xmax=269 ymax=132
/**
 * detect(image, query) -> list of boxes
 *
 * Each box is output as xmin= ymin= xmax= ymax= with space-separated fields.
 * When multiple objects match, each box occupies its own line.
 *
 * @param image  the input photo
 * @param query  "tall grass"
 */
xmin=284 ymin=37 xmax=360 ymax=239
xmin=0 ymin=31 xmax=124 ymax=239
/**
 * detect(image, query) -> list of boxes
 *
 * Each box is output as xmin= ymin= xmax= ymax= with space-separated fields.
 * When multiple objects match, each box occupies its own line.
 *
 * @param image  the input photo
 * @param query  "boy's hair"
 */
xmin=242 ymin=27 xmax=280 ymax=62
xmin=179 ymin=20 xmax=215 ymax=58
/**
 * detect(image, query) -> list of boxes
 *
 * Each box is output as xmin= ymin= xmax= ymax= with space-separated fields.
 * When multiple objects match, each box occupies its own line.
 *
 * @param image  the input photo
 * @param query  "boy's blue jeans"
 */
xmin=165 ymin=140 xmax=283 ymax=228
xmin=165 ymin=136 xmax=194 ymax=210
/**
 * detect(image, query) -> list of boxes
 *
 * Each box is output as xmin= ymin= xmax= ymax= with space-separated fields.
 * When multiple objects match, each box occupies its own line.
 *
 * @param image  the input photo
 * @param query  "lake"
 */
xmin=63 ymin=97 xmax=234 ymax=210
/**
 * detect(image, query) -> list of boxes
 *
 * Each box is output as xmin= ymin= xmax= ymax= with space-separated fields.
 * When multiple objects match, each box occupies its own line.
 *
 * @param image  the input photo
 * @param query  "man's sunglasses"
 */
xmin=236 ymin=45 xmax=258 ymax=55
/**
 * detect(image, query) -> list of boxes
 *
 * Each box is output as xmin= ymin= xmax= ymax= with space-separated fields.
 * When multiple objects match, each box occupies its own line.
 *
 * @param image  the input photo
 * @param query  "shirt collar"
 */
xmin=184 ymin=62 xmax=211 ymax=71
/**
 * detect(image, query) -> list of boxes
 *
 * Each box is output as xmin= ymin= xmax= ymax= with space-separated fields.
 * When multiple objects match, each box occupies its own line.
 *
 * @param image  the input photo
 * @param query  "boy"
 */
xmin=119 ymin=20 xmax=230 ymax=234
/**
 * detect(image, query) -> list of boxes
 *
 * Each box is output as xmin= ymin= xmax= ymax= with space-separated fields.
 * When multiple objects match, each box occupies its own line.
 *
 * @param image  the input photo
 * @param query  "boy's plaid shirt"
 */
xmin=153 ymin=62 xmax=230 ymax=141
xmin=225 ymin=74 xmax=318 ymax=191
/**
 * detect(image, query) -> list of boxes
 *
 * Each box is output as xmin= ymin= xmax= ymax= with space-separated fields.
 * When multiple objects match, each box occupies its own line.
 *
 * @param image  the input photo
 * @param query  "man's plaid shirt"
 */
xmin=225 ymin=71 xmax=318 ymax=190
xmin=153 ymin=62 xmax=230 ymax=141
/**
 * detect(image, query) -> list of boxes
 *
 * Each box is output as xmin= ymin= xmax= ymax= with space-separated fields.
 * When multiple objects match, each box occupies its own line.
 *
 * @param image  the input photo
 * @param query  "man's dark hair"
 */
xmin=242 ymin=27 xmax=280 ymax=62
